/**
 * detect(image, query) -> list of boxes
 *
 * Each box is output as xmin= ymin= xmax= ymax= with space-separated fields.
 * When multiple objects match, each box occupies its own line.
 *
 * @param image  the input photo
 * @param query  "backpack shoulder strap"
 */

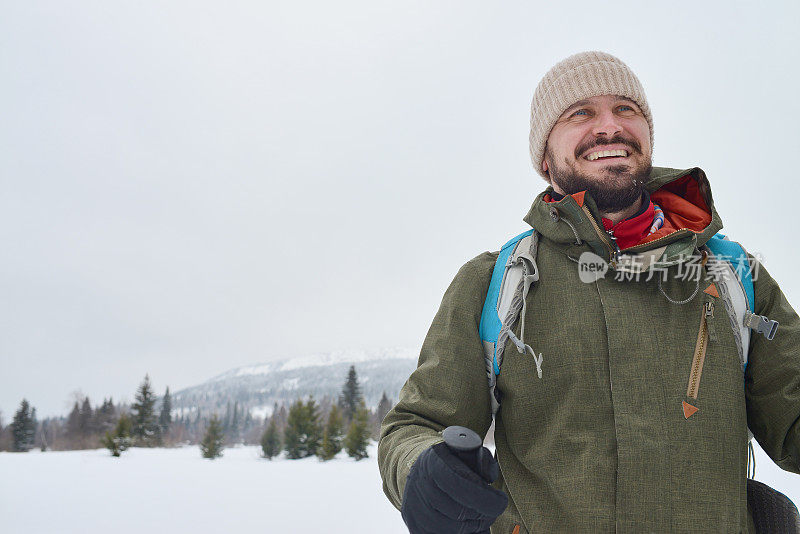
xmin=705 ymin=234 xmax=753 ymax=373
xmin=479 ymin=229 xmax=540 ymax=417
xmin=705 ymin=233 xmax=779 ymax=373
xmin=706 ymin=233 xmax=754 ymax=309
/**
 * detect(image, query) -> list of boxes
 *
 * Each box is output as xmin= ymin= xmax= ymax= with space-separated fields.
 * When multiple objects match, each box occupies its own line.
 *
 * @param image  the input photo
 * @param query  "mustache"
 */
xmin=575 ymin=136 xmax=642 ymax=159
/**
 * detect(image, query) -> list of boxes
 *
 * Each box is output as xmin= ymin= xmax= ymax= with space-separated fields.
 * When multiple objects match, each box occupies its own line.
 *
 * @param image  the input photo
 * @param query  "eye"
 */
xmin=617 ymin=105 xmax=635 ymax=112
xmin=572 ymin=109 xmax=589 ymax=116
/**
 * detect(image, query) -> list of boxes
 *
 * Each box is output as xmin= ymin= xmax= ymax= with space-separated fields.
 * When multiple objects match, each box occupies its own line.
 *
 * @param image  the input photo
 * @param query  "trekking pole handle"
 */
xmin=442 ymin=426 xmax=497 ymax=482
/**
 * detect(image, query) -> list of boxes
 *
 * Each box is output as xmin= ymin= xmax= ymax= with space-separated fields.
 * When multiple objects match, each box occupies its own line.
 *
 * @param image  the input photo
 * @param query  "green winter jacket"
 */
xmin=378 ymin=166 xmax=800 ymax=533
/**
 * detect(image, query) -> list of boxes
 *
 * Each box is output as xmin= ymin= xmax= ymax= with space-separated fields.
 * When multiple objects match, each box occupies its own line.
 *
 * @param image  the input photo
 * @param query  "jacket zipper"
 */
xmin=578 ymin=207 xmax=695 ymax=263
xmin=687 ymin=301 xmax=714 ymax=399
xmin=580 ymin=205 xmax=622 ymax=267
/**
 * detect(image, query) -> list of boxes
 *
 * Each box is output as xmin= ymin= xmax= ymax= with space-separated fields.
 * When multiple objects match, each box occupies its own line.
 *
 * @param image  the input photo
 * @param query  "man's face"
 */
xmin=542 ymin=94 xmax=652 ymax=213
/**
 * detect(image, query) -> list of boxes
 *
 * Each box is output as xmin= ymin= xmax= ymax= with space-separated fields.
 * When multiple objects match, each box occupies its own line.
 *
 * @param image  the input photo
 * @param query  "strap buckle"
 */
xmin=744 ymin=311 xmax=779 ymax=340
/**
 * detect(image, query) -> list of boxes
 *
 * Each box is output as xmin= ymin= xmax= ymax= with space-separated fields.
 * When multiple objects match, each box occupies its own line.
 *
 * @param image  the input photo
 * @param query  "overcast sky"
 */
xmin=2 ymin=1 xmax=798 ymax=417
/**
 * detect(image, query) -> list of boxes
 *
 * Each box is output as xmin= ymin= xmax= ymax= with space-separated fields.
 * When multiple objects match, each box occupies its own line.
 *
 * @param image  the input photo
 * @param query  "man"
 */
xmin=378 ymin=51 xmax=800 ymax=532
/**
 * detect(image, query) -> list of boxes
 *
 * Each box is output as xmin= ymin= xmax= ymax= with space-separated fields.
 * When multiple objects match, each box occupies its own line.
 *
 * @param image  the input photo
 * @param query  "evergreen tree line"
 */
xmin=0 ymin=374 xmax=174 ymax=452
xmin=205 ymin=365 xmax=394 ymax=462
xmin=162 ymin=365 xmax=394 ymax=454
xmin=0 ymin=397 xmax=121 ymax=452
xmin=1 ymin=365 xmax=396 ymax=462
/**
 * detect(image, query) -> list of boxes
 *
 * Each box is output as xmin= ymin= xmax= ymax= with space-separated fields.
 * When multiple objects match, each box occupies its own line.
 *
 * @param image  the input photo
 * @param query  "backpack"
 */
xmin=478 ymin=229 xmax=778 ymax=417
xmin=477 ymin=229 xmax=797 ymax=532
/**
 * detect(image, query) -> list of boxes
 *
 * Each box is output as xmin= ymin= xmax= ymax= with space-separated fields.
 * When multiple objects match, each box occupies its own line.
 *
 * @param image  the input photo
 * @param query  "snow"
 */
xmin=232 ymin=362 xmax=280 ymax=378
xmin=280 ymin=377 xmax=300 ymax=390
xmin=2 ymin=441 xmax=799 ymax=532
xmin=277 ymin=348 xmax=417 ymax=372
xmin=172 ymin=406 xmax=197 ymax=417
xmin=249 ymin=404 xmax=273 ymax=421
xmin=207 ymin=347 xmax=418 ymax=383
xmin=0 ymin=443 xmax=407 ymax=534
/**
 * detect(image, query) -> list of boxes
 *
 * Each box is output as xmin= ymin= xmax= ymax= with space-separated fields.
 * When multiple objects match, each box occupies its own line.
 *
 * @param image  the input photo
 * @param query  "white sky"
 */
xmin=2 ymin=0 xmax=799 ymax=417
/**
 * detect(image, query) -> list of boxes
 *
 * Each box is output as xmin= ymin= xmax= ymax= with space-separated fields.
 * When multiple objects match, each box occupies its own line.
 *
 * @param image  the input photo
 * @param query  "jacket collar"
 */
xmin=523 ymin=167 xmax=723 ymax=265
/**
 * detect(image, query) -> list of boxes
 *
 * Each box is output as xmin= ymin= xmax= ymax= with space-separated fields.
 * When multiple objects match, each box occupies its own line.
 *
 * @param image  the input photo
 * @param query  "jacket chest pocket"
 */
xmin=681 ymin=295 xmax=744 ymax=420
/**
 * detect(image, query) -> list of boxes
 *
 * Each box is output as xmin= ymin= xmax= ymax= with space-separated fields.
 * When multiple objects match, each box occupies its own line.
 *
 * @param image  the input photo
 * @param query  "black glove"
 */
xmin=401 ymin=441 xmax=508 ymax=534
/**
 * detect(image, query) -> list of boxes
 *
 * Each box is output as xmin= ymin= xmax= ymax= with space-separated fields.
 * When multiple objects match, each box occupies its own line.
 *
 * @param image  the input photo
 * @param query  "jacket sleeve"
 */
xmin=745 ymin=252 xmax=800 ymax=473
xmin=377 ymin=252 xmax=497 ymax=510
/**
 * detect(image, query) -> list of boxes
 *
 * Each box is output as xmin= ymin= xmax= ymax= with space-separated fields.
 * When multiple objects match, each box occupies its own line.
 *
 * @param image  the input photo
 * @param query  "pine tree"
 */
xmin=30 ymin=407 xmax=38 ymax=447
xmin=274 ymin=404 xmax=288 ymax=431
xmin=338 ymin=365 xmax=363 ymax=423
xmin=11 ymin=399 xmax=36 ymax=452
xmin=158 ymin=387 xmax=172 ymax=437
xmin=102 ymin=414 xmax=133 ymax=457
xmin=343 ymin=400 xmax=370 ymax=461
xmin=66 ymin=401 xmax=82 ymax=446
xmin=268 ymin=403 xmax=279 ymax=427
xmin=373 ymin=391 xmax=394 ymax=439
xmin=223 ymin=402 xmax=232 ymax=436
xmin=284 ymin=398 xmax=322 ymax=459
xmin=376 ymin=391 xmax=393 ymax=424
xmin=200 ymin=415 xmax=225 ymax=459
xmin=95 ymin=398 xmax=116 ymax=435
xmin=230 ymin=401 xmax=240 ymax=443
xmin=131 ymin=374 xmax=160 ymax=446
xmin=243 ymin=411 xmax=253 ymax=436
xmin=318 ymin=404 xmax=344 ymax=461
xmin=79 ymin=397 xmax=94 ymax=435
xmin=260 ymin=419 xmax=281 ymax=459
xmin=40 ymin=419 xmax=48 ymax=451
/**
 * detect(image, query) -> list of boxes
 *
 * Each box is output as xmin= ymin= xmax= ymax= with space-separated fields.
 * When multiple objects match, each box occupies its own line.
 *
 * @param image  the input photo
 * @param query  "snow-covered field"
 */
xmin=2 ymin=441 xmax=800 ymax=533
xmin=0 ymin=443 xmax=407 ymax=534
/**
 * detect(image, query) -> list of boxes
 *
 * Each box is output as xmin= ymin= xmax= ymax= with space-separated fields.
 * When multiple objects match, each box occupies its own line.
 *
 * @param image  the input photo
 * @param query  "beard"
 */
xmin=545 ymin=138 xmax=652 ymax=213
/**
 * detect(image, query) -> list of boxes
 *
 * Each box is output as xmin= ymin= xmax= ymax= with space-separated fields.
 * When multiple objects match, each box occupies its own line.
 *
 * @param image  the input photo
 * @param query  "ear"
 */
xmin=541 ymin=158 xmax=548 ymax=174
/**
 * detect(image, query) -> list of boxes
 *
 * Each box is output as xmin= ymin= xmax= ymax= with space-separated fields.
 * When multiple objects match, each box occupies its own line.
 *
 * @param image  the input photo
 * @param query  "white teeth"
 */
xmin=586 ymin=149 xmax=628 ymax=161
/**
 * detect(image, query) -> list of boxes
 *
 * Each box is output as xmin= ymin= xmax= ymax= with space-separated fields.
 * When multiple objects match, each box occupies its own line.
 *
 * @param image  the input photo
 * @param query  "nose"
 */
xmin=592 ymin=108 xmax=623 ymax=138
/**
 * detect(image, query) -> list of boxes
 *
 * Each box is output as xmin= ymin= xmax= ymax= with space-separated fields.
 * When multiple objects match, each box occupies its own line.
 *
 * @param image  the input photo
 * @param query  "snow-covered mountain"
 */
xmin=171 ymin=348 xmax=418 ymax=419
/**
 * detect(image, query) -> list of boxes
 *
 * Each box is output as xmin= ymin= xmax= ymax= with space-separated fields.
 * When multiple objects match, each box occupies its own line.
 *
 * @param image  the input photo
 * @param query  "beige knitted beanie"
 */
xmin=530 ymin=51 xmax=653 ymax=180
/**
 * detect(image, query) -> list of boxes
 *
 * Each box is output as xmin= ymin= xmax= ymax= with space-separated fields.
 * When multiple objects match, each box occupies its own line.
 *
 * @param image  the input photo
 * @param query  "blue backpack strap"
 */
xmin=706 ymin=233 xmax=754 ymax=311
xmin=479 ymin=229 xmax=534 ymax=375
xmin=706 ymin=233 xmax=778 ymax=341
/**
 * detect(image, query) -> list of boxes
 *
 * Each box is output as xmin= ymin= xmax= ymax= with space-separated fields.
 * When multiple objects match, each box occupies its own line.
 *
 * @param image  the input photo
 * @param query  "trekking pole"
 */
xmin=441 ymin=426 xmax=498 ymax=534
xmin=442 ymin=426 xmax=499 ymax=492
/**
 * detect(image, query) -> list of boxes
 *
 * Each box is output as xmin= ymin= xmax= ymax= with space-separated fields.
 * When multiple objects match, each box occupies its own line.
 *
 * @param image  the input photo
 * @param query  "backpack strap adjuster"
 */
xmin=744 ymin=311 xmax=779 ymax=340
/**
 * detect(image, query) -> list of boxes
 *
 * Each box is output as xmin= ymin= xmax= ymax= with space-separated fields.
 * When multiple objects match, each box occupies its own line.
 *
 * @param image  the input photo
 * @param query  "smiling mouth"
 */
xmin=585 ymin=149 xmax=629 ymax=161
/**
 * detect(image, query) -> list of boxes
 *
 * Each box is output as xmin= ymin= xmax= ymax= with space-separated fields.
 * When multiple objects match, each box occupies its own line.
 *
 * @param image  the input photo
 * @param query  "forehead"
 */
xmin=560 ymin=95 xmax=639 ymax=117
